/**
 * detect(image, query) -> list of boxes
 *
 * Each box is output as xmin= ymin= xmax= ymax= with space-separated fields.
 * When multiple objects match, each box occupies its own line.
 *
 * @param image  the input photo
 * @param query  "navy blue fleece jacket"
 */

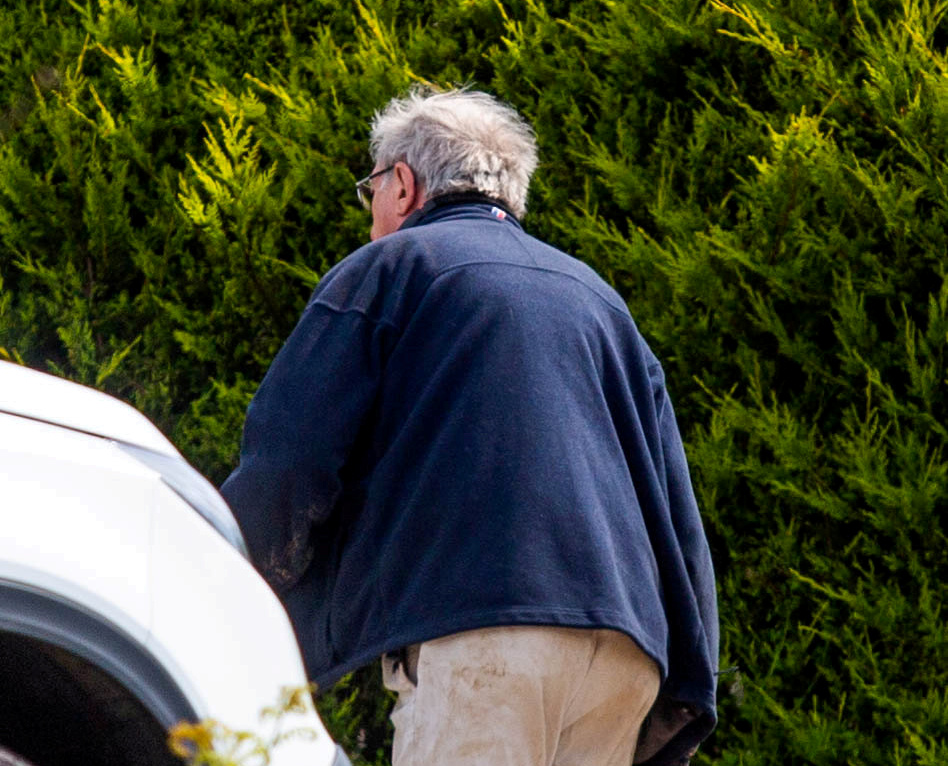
xmin=221 ymin=194 xmax=718 ymax=765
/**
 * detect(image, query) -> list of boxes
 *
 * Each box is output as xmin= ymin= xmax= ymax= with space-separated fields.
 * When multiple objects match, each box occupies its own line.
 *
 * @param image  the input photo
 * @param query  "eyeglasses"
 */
xmin=355 ymin=165 xmax=396 ymax=210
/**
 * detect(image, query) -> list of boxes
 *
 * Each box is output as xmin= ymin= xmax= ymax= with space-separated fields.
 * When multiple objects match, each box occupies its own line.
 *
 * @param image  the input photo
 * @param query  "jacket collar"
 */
xmin=398 ymin=191 xmax=522 ymax=232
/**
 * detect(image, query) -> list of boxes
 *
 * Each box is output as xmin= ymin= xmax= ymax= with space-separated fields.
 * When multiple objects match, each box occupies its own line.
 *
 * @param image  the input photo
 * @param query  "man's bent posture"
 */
xmin=222 ymin=88 xmax=719 ymax=766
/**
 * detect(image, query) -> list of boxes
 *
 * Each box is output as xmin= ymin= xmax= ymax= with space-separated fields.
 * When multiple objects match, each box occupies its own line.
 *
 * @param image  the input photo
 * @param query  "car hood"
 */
xmin=0 ymin=360 xmax=178 ymax=456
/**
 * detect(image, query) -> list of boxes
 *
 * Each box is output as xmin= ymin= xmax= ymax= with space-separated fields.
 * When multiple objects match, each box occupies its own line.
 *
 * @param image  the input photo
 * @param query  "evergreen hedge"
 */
xmin=1 ymin=0 xmax=946 ymax=764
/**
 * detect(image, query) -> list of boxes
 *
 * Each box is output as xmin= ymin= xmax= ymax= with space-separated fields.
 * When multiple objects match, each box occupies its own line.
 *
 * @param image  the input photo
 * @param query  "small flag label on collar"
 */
xmin=490 ymin=206 xmax=507 ymax=220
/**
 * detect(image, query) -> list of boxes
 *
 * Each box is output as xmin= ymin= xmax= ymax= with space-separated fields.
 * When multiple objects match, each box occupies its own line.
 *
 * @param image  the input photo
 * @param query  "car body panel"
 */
xmin=0 ymin=412 xmax=154 ymax=638
xmin=148 ymin=486 xmax=339 ymax=764
xmin=0 ymin=361 xmax=344 ymax=765
xmin=0 ymin=360 xmax=176 ymax=455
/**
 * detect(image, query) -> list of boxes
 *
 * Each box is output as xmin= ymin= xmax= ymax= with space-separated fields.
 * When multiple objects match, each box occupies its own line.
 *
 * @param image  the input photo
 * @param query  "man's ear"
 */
xmin=393 ymin=161 xmax=425 ymax=216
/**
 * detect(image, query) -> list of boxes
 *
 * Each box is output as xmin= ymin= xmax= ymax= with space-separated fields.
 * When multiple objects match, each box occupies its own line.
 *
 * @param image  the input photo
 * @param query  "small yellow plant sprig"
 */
xmin=169 ymin=685 xmax=320 ymax=766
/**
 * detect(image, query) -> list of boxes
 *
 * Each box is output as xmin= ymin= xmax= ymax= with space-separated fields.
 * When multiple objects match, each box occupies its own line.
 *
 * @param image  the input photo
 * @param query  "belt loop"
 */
xmin=404 ymin=643 xmax=420 ymax=686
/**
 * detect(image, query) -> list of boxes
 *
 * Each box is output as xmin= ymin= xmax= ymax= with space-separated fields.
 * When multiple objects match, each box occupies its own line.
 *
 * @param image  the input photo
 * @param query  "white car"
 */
xmin=0 ymin=360 xmax=350 ymax=766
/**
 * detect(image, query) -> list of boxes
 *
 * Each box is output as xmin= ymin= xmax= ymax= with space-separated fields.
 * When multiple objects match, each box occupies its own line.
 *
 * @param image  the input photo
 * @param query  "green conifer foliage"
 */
xmin=1 ymin=1 xmax=945 ymax=763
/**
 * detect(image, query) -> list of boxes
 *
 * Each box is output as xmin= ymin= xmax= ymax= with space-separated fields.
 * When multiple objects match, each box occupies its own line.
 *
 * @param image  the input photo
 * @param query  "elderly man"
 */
xmin=221 ymin=88 xmax=718 ymax=766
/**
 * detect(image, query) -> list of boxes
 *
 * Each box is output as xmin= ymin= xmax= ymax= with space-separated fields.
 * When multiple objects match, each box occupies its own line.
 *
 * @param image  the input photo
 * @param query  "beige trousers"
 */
xmin=382 ymin=625 xmax=661 ymax=766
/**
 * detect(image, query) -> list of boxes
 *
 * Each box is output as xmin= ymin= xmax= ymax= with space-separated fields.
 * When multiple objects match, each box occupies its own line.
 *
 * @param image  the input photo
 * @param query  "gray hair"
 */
xmin=369 ymin=88 xmax=538 ymax=218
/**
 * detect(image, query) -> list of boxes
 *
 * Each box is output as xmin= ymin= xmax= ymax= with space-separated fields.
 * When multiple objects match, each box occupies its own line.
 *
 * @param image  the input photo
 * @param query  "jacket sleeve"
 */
xmin=635 ymin=360 xmax=720 ymax=766
xmin=220 ymin=300 xmax=390 ymax=592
